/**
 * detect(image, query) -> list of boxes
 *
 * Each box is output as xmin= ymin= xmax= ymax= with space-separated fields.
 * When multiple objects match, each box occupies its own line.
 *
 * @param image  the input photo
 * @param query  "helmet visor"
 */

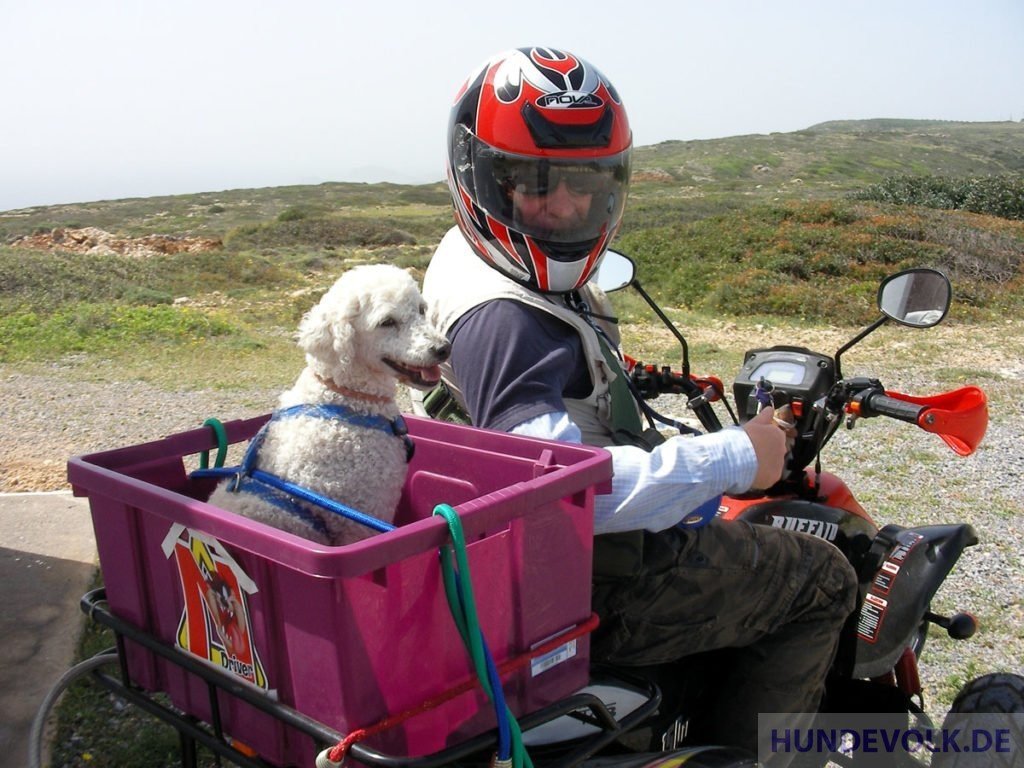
xmin=455 ymin=128 xmax=630 ymax=246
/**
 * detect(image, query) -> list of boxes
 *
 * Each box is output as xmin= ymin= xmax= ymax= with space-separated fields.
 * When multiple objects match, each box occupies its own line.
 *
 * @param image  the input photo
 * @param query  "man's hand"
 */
xmin=742 ymin=406 xmax=788 ymax=491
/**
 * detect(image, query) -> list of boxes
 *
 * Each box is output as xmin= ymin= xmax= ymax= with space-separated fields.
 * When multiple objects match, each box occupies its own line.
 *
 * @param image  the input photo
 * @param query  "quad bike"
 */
xmin=541 ymin=250 xmax=1022 ymax=767
xmin=353 ymin=255 xmax=1020 ymax=768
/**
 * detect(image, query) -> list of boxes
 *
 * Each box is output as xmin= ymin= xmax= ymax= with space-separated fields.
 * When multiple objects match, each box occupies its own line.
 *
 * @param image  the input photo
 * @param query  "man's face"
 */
xmin=509 ymin=164 xmax=602 ymax=238
xmin=512 ymin=179 xmax=592 ymax=235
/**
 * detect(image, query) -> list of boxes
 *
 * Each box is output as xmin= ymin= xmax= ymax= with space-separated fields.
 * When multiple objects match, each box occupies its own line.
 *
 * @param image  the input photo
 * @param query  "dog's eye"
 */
xmin=419 ymin=302 xmax=427 ymax=316
xmin=378 ymin=316 xmax=399 ymax=328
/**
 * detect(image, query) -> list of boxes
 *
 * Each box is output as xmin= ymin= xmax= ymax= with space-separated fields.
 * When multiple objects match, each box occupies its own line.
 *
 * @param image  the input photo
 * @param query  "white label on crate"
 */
xmin=530 ymin=638 xmax=577 ymax=677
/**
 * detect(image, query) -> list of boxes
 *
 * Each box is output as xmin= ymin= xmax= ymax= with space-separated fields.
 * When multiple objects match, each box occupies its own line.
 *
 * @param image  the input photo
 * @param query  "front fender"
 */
xmin=852 ymin=523 xmax=978 ymax=678
xmin=722 ymin=498 xmax=878 ymax=562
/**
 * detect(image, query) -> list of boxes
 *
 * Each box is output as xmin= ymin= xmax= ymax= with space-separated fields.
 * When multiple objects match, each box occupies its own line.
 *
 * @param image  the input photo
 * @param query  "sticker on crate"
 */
xmin=530 ymin=627 xmax=579 ymax=678
xmin=161 ymin=524 xmax=269 ymax=690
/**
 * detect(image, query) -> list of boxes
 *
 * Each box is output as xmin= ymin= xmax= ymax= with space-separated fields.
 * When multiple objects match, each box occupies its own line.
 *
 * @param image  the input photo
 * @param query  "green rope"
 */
xmin=198 ymin=417 xmax=228 ymax=469
xmin=432 ymin=504 xmax=532 ymax=768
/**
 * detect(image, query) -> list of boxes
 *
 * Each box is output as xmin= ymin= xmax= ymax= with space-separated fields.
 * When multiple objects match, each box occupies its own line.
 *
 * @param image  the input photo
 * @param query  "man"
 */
xmin=419 ymin=46 xmax=857 ymax=762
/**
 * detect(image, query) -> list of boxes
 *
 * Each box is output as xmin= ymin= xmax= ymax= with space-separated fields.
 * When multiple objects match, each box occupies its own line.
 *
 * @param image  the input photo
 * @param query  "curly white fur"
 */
xmin=208 ymin=265 xmax=450 ymax=546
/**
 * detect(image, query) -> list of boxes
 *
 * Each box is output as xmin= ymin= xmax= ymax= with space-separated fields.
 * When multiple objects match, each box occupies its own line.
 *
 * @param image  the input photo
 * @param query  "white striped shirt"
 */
xmin=512 ymin=411 xmax=757 ymax=534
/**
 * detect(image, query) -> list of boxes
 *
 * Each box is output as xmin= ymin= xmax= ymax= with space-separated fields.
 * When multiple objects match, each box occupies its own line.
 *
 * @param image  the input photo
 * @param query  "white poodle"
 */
xmin=208 ymin=264 xmax=450 ymax=546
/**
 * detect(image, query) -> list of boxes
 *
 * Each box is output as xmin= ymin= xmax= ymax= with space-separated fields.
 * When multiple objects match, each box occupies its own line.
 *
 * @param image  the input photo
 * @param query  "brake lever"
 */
xmin=690 ymin=375 xmax=724 ymax=403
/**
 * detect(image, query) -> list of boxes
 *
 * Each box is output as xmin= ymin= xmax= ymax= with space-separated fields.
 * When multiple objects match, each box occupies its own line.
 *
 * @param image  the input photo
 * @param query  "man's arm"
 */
xmin=448 ymin=300 xmax=767 ymax=534
xmin=510 ymin=411 xmax=757 ymax=534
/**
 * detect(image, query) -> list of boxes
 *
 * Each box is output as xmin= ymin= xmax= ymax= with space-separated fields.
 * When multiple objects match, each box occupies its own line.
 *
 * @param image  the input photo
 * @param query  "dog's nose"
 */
xmin=433 ymin=340 xmax=452 ymax=362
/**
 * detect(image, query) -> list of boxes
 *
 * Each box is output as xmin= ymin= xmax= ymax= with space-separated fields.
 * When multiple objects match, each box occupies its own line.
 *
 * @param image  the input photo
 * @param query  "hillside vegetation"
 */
xmin=1 ymin=119 xmax=1023 ymax=371
xmin=617 ymin=199 xmax=1023 ymax=325
xmin=631 ymin=119 xmax=1024 ymax=192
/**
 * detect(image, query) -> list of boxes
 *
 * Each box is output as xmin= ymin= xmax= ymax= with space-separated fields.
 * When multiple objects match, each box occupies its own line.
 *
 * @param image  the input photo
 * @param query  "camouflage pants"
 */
xmin=591 ymin=518 xmax=858 ymax=763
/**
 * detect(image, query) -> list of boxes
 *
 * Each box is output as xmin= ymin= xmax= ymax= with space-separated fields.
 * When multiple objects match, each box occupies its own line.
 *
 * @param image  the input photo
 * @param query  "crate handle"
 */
xmin=198 ymin=418 xmax=229 ymax=469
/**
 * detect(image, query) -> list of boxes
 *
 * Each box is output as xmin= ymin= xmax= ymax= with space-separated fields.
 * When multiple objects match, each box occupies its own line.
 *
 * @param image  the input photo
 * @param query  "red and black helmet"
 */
xmin=446 ymin=47 xmax=632 ymax=294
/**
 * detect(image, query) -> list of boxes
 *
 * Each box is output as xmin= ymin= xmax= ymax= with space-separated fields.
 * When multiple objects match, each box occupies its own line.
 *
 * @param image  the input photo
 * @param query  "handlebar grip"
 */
xmin=862 ymin=392 xmax=925 ymax=424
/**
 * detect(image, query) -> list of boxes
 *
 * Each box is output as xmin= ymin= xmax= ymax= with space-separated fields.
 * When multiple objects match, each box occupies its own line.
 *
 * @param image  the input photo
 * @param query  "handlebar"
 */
xmin=853 ymin=391 xmax=925 ymax=424
xmin=627 ymin=360 xmax=724 ymax=402
xmin=624 ymin=359 xmax=729 ymax=433
xmin=843 ymin=384 xmax=988 ymax=456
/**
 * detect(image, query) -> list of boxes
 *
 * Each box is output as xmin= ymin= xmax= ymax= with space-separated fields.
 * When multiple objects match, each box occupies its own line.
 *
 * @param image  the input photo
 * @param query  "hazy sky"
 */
xmin=2 ymin=0 xmax=1021 ymax=212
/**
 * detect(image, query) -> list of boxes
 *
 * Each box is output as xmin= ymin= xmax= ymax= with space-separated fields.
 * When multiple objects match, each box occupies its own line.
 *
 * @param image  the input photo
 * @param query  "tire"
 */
xmin=931 ymin=673 xmax=1024 ymax=767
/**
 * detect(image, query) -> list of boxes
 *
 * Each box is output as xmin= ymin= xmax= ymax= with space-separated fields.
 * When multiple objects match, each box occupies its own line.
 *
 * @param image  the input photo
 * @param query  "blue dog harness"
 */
xmin=193 ymin=404 xmax=411 ymax=536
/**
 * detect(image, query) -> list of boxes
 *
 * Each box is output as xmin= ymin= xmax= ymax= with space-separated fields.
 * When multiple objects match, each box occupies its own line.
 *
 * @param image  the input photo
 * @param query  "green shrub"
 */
xmin=398 ymin=185 xmax=451 ymax=205
xmin=853 ymin=174 xmax=1024 ymax=220
xmin=0 ymin=303 xmax=237 ymax=361
xmin=962 ymin=176 xmax=1024 ymax=220
xmin=122 ymin=286 xmax=174 ymax=305
xmin=773 ymin=199 xmax=860 ymax=226
xmin=162 ymin=250 xmax=297 ymax=292
xmin=224 ymin=216 xmax=421 ymax=250
xmin=277 ymin=207 xmax=307 ymax=222
xmin=0 ymin=247 xmax=149 ymax=304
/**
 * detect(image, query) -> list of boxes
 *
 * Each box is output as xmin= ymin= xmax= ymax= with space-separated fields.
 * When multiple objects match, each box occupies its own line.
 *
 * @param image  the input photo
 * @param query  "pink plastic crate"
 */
xmin=68 ymin=414 xmax=611 ymax=767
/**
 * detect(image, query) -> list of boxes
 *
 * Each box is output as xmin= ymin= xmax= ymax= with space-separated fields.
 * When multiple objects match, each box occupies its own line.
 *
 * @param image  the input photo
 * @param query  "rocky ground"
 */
xmin=10 ymin=227 xmax=221 ymax=258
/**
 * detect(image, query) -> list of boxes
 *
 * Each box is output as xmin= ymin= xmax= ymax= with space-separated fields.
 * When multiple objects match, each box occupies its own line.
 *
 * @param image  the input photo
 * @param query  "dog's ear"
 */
xmin=296 ymin=301 xmax=335 ymax=364
xmin=296 ymin=281 xmax=364 ymax=369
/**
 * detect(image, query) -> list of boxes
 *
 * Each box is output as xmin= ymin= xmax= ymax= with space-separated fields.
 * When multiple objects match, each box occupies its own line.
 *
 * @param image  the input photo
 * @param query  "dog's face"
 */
xmin=297 ymin=265 xmax=450 ymax=391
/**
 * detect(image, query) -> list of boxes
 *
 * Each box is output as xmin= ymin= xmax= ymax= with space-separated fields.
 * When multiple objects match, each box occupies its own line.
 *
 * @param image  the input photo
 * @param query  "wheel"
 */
xmin=932 ymin=673 xmax=1024 ymax=767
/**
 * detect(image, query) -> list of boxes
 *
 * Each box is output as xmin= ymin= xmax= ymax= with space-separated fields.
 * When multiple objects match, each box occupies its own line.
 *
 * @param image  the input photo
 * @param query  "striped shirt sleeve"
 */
xmin=511 ymin=411 xmax=757 ymax=534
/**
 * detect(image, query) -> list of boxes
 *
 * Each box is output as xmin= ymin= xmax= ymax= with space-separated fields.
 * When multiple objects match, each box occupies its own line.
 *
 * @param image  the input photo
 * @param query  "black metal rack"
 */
xmin=80 ymin=588 xmax=662 ymax=768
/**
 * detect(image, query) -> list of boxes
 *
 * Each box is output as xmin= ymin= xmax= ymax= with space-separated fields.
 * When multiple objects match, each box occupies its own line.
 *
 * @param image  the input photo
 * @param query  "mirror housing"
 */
xmin=877 ymin=269 xmax=951 ymax=328
xmin=592 ymin=249 xmax=636 ymax=293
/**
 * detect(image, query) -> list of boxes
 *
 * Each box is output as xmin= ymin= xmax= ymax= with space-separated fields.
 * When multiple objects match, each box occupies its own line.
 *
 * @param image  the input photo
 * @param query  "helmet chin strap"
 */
xmin=564 ymin=290 xmax=700 ymax=437
xmin=564 ymin=290 xmax=619 ymax=325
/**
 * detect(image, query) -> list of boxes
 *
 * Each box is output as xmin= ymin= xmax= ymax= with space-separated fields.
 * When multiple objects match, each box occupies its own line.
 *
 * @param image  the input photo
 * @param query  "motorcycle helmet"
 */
xmin=446 ymin=46 xmax=632 ymax=293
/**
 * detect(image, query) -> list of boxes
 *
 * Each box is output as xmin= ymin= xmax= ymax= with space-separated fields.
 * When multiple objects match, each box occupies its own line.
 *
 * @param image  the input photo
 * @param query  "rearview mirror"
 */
xmin=593 ymin=249 xmax=636 ymax=293
xmin=878 ymin=269 xmax=951 ymax=328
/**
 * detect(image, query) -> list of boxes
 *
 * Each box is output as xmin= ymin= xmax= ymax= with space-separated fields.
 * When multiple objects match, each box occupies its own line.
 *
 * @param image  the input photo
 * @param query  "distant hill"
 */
xmin=630 ymin=119 xmax=1023 ymax=195
xmin=0 ymin=182 xmax=455 ymax=240
xmin=2 ymin=119 xmax=1021 ymax=239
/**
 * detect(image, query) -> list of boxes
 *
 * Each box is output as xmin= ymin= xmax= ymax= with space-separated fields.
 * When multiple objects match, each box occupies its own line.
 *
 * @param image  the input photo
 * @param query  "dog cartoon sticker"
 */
xmin=162 ymin=524 xmax=268 ymax=690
